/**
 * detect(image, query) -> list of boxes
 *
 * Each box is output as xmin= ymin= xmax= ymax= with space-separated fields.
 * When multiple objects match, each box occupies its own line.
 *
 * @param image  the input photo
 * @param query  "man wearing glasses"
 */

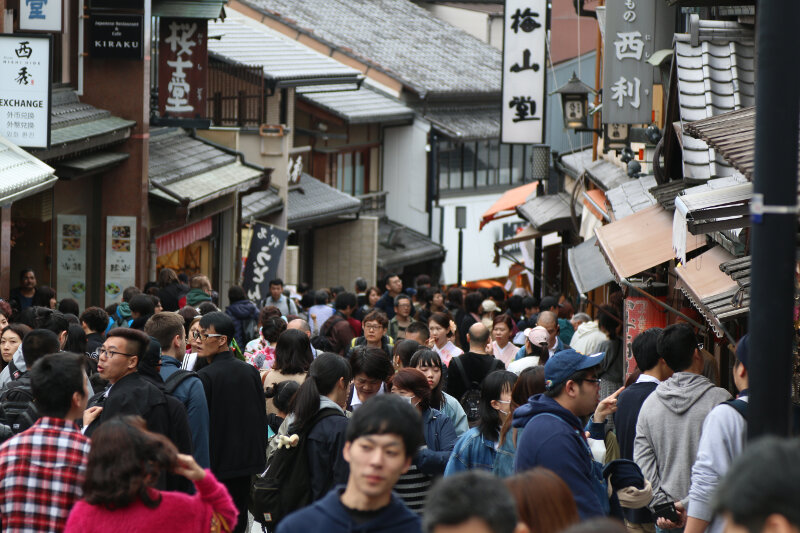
xmin=195 ymin=311 xmax=267 ymax=533
xmin=512 ymin=348 xmax=620 ymax=519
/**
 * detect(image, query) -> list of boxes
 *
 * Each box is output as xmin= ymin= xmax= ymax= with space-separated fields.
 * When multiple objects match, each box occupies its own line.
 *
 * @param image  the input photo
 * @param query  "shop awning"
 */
xmin=152 ymin=0 xmax=226 ymax=19
xmin=0 ymin=137 xmax=57 ymax=206
xmin=241 ymin=186 xmax=283 ymax=221
xmin=378 ymin=219 xmax=445 ymax=270
xmin=422 ymin=105 xmax=500 ymax=140
xmin=568 ymin=237 xmax=616 ymax=295
xmin=594 ymin=204 xmax=705 ymax=282
xmin=155 ymin=218 xmax=214 ymax=257
xmin=480 ymin=181 xmax=539 ymax=229
xmin=676 ymin=246 xmax=744 ymax=338
xmin=605 ymin=175 xmax=658 ymax=220
xmin=556 ymin=147 xmax=593 ymax=180
xmin=298 ymin=85 xmax=414 ymax=125
xmin=288 ymin=173 xmax=361 ymax=228
xmin=516 ymin=191 xmax=575 ymax=233
xmin=55 ymin=151 xmax=130 ymax=179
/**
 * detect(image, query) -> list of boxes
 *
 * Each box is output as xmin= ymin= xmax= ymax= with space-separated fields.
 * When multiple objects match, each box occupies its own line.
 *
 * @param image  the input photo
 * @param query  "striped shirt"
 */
xmin=393 ymin=465 xmax=432 ymax=515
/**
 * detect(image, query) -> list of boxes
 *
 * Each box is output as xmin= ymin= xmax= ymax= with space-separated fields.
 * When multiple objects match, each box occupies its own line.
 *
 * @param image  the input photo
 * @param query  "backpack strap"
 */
xmin=7 ymin=359 xmax=22 ymax=381
xmin=164 ymin=370 xmax=199 ymax=395
xmin=722 ymin=398 xmax=748 ymax=418
xmin=288 ymin=407 xmax=343 ymax=435
xmin=450 ymin=356 xmax=472 ymax=392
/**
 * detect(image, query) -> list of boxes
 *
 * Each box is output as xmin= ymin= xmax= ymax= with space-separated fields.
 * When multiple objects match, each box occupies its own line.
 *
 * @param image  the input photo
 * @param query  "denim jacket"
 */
xmin=443 ymin=426 xmax=516 ymax=478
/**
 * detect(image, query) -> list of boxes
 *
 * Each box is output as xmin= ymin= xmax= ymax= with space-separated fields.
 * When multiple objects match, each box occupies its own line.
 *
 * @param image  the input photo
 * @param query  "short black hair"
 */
xmin=488 ymin=286 xmax=505 ymax=303
xmin=129 ymin=294 xmax=155 ymax=316
xmin=334 ymin=291 xmax=357 ymax=311
xmin=714 ymin=436 xmax=800 ymax=533
xmin=58 ymin=298 xmax=80 ymax=317
xmin=632 ymin=328 xmax=663 ymax=372
xmin=350 ymin=347 xmax=394 ymax=381
xmin=80 ymin=307 xmax=109 ymax=334
xmin=122 ymin=286 xmax=141 ymax=303
xmin=269 ymin=278 xmax=284 ymax=288
xmin=394 ymin=293 xmax=412 ymax=306
xmin=18 ymin=267 xmax=34 ymax=279
xmin=38 ymin=308 xmax=69 ymax=336
xmin=405 ymin=322 xmax=429 ymax=340
xmin=107 ymin=327 xmax=151 ymax=360
xmin=506 ymin=295 xmax=524 ymax=315
xmin=657 ymin=323 xmax=697 ymax=372
xmin=464 ymin=292 xmax=483 ymax=314
xmin=228 ymin=285 xmax=246 ymax=303
xmin=345 ymin=394 xmax=423 ymax=459
xmin=21 ymin=329 xmax=60 ymax=368
xmin=198 ymin=312 xmax=235 ymax=344
xmin=522 ymin=296 xmax=538 ymax=310
xmin=314 ymin=290 xmax=329 ymax=305
xmin=384 ymin=273 xmax=399 ymax=288
xmin=30 ymin=352 xmax=87 ymax=419
xmin=424 ymin=471 xmax=519 ymax=533
xmin=354 ymin=277 xmax=368 ymax=292
xmin=393 ymin=339 xmax=422 ymax=368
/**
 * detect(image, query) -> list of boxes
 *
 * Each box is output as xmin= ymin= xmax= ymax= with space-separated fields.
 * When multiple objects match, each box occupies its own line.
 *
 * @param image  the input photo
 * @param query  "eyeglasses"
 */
xmin=364 ymin=324 xmax=383 ymax=332
xmin=582 ymin=378 xmax=601 ymax=385
xmin=98 ymin=347 xmax=137 ymax=359
xmin=192 ymin=331 xmax=225 ymax=341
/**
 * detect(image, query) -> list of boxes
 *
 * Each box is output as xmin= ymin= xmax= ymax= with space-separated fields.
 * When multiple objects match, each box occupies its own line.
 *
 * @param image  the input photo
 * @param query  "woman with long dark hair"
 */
xmin=444 ymin=370 xmax=518 ymax=478
xmin=409 ymin=349 xmax=468 ymax=436
xmin=498 ymin=365 xmax=546 ymax=448
xmin=65 ymin=416 xmax=237 ymax=533
xmin=263 ymin=329 xmax=314 ymax=414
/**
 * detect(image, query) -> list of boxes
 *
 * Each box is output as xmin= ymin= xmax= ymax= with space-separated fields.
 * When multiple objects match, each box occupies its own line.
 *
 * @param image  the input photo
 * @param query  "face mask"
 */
xmin=399 ymin=395 xmax=420 ymax=408
xmin=497 ymin=399 xmax=510 ymax=417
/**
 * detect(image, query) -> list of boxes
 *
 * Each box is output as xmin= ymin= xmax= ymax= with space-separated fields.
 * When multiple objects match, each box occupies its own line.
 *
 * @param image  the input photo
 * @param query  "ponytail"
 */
xmin=289 ymin=352 xmax=352 ymax=433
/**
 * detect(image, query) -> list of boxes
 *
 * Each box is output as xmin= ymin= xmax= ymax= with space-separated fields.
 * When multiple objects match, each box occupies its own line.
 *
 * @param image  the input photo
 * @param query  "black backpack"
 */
xmin=451 ymin=356 xmax=503 ymax=427
xmin=249 ymin=408 xmax=341 ymax=527
xmin=0 ymin=380 xmax=38 ymax=435
xmin=163 ymin=369 xmax=198 ymax=395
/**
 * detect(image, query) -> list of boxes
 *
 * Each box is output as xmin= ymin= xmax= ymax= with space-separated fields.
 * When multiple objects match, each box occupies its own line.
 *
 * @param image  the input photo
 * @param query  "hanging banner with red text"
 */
xmin=624 ymin=296 xmax=667 ymax=378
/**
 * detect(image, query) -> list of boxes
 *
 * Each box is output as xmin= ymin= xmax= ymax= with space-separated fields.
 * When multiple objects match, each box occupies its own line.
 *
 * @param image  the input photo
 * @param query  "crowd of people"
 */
xmin=0 ymin=266 xmax=795 ymax=533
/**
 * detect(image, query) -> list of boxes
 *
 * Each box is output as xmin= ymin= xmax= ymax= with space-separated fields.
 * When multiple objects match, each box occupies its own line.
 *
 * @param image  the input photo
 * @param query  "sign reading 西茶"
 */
xmin=158 ymin=18 xmax=208 ymax=120
xmin=20 ymin=0 xmax=62 ymax=32
xmin=242 ymin=223 xmax=289 ymax=305
xmin=90 ymin=14 xmax=144 ymax=60
xmin=0 ymin=34 xmax=52 ymax=149
xmin=501 ymin=0 xmax=547 ymax=144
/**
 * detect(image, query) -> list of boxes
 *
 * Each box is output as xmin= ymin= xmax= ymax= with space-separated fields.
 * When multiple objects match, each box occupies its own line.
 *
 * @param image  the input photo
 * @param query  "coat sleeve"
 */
xmin=308 ymin=418 xmax=350 ymax=501
xmin=634 ymin=408 xmax=665 ymax=508
xmin=195 ymin=470 xmax=239 ymax=531
xmin=185 ymin=378 xmax=211 ymax=469
xmin=416 ymin=414 xmax=458 ymax=476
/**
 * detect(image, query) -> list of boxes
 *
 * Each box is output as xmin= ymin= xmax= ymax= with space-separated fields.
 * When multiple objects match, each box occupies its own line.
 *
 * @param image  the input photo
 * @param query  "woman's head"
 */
xmin=33 ymin=286 xmax=57 ymax=309
xmin=83 ymin=416 xmax=178 ymax=510
xmin=505 ymin=468 xmax=580 ymax=533
xmin=157 ymin=267 xmax=178 ymax=287
xmin=1 ymin=324 xmax=30 ymax=364
xmin=290 ymin=353 xmax=352 ymax=430
xmin=350 ymin=347 xmax=394 ymax=403
xmin=492 ymin=314 xmax=515 ymax=347
xmin=273 ymin=329 xmax=314 ymax=375
xmin=409 ymin=349 xmax=445 ymax=408
xmin=187 ymin=316 xmax=203 ymax=352
xmin=428 ymin=312 xmax=454 ymax=347
xmin=366 ymin=287 xmax=381 ymax=308
xmin=261 ymin=316 xmax=287 ymax=344
xmin=392 ymin=338 xmax=421 ymax=370
xmin=499 ymin=365 xmax=546 ymax=446
xmin=478 ymin=370 xmax=517 ymax=441
xmin=390 ymin=367 xmax=431 ymax=412
xmin=259 ymin=305 xmax=282 ymax=326
xmin=265 ymin=379 xmax=300 ymax=418
xmin=0 ymin=300 xmax=12 ymax=329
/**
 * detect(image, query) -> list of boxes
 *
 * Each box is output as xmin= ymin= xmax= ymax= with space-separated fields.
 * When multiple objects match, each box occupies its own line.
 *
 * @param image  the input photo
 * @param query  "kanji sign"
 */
xmin=158 ymin=18 xmax=208 ymax=120
xmin=242 ymin=223 xmax=289 ymax=305
xmin=105 ymin=216 xmax=137 ymax=307
xmin=20 ymin=0 xmax=62 ymax=32
xmin=0 ymin=34 xmax=52 ymax=148
xmin=57 ymin=215 xmax=87 ymax=310
xmin=502 ymin=0 xmax=547 ymax=144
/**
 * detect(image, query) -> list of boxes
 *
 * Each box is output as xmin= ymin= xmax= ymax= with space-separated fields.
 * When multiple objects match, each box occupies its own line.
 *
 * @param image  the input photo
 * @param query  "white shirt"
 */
xmin=635 ymin=373 xmax=661 ymax=385
xmin=349 ymin=383 xmax=385 ymax=411
xmin=508 ymin=355 xmax=540 ymax=375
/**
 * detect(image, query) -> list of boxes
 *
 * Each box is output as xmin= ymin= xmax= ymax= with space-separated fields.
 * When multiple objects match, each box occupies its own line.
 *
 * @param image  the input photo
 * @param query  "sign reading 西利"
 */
xmin=0 ymin=34 xmax=52 ymax=148
xmin=242 ymin=223 xmax=289 ymax=305
xmin=501 ymin=0 xmax=547 ymax=144
xmin=90 ymin=14 xmax=144 ymax=60
xmin=20 ymin=0 xmax=62 ymax=32
xmin=158 ymin=18 xmax=208 ymax=120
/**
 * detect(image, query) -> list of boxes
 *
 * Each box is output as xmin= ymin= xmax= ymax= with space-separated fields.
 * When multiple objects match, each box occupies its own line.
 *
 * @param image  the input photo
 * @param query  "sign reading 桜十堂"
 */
xmin=20 ymin=0 xmax=62 ymax=32
xmin=89 ymin=14 xmax=144 ymax=60
xmin=501 ymin=0 xmax=548 ymax=144
xmin=158 ymin=18 xmax=208 ymax=120
xmin=0 ymin=34 xmax=52 ymax=149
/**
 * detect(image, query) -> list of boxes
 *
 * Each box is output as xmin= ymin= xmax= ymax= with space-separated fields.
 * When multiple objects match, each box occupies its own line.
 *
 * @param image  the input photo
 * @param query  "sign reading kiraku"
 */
xmin=158 ymin=18 xmax=208 ymax=120
xmin=242 ymin=223 xmax=289 ymax=305
xmin=0 ymin=34 xmax=52 ymax=148
xmin=501 ymin=0 xmax=547 ymax=144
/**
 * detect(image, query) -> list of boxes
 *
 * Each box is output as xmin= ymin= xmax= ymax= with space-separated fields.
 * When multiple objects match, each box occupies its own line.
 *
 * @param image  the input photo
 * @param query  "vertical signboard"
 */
xmin=242 ymin=223 xmax=289 ymax=305
xmin=501 ymin=0 xmax=547 ymax=144
xmin=105 ymin=216 xmax=137 ymax=307
xmin=56 ymin=215 xmax=87 ymax=310
xmin=20 ymin=0 xmax=62 ymax=32
xmin=158 ymin=18 xmax=208 ymax=119
xmin=624 ymin=296 xmax=667 ymax=378
xmin=0 ymin=34 xmax=52 ymax=148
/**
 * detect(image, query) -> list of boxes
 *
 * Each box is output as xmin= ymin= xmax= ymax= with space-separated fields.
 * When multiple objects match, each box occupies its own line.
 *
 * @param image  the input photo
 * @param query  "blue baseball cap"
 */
xmin=544 ymin=348 xmax=605 ymax=390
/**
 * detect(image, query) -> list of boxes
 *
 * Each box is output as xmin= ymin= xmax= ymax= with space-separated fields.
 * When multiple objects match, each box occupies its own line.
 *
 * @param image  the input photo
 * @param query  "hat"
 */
xmin=544 ymin=348 xmax=604 ymax=390
xmin=735 ymin=333 xmax=749 ymax=370
xmin=539 ymin=296 xmax=559 ymax=311
xmin=481 ymin=299 xmax=499 ymax=314
xmin=525 ymin=326 xmax=549 ymax=346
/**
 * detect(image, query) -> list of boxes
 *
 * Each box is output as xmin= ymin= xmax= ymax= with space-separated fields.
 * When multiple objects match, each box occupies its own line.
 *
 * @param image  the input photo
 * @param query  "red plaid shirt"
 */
xmin=0 ymin=417 xmax=90 ymax=532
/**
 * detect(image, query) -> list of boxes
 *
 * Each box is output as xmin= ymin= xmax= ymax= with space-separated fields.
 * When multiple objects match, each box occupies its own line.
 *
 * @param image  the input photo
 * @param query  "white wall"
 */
xmin=382 ymin=120 xmax=431 ymax=236
xmin=424 ymin=4 xmax=491 ymax=44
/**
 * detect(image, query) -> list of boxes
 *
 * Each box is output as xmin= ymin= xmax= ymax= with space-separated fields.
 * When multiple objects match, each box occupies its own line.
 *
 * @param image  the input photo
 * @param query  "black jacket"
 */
xmin=197 ymin=351 xmax=267 ymax=479
xmin=306 ymin=408 xmax=350 ymax=501
xmin=224 ymin=299 xmax=260 ymax=348
xmin=158 ymin=282 xmax=187 ymax=312
xmin=86 ymin=332 xmax=104 ymax=356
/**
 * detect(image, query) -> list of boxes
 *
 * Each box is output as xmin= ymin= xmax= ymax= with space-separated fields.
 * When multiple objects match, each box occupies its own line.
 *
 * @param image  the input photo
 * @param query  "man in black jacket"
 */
xmin=196 ymin=312 xmax=267 ymax=533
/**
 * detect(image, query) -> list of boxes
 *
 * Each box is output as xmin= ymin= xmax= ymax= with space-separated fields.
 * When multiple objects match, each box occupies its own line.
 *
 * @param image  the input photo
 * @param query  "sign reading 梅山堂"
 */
xmin=90 ymin=14 xmax=144 ymax=60
xmin=501 ymin=0 xmax=547 ymax=144
xmin=0 ymin=35 xmax=51 ymax=149
xmin=158 ymin=18 xmax=208 ymax=120
xmin=242 ymin=223 xmax=289 ymax=305
xmin=20 ymin=0 xmax=62 ymax=32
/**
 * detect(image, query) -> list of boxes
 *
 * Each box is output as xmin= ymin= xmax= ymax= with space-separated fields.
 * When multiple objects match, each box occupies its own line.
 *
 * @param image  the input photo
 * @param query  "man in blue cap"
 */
xmin=512 ymin=348 xmax=619 ymax=519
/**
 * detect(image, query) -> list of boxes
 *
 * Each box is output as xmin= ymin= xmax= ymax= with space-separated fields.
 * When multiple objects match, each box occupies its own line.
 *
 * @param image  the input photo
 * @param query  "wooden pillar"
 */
xmin=0 ymin=206 xmax=10 ymax=298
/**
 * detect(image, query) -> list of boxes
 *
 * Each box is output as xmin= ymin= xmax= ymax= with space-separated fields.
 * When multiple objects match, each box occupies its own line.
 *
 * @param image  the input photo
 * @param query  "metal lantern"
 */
xmin=555 ymin=72 xmax=595 ymax=130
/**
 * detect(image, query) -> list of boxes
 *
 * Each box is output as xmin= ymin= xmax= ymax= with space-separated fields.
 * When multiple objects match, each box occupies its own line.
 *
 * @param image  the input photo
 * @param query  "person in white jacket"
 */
xmin=569 ymin=319 xmax=608 ymax=355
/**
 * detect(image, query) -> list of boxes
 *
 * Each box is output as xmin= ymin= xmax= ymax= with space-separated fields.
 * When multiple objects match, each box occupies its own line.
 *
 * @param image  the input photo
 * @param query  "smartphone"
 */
xmin=653 ymin=502 xmax=680 ymax=523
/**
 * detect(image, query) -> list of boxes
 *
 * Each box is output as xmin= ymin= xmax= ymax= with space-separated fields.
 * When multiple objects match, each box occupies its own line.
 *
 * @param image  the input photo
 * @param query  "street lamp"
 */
xmin=555 ymin=72 xmax=599 ymax=132
xmin=455 ymin=206 xmax=467 ymax=287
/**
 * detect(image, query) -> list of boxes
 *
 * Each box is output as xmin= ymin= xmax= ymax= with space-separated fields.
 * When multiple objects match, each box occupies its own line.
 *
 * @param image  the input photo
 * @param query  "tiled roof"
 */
xmin=649 ymin=178 xmax=707 ymax=210
xmin=208 ymin=15 xmax=362 ymax=87
xmin=241 ymin=186 xmax=283 ymax=220
xmin=298 ymin=86 xmax=414 ymax=124
xmin=585 ymin=159 xmax=630 ymax=191
xmin=557 ymin=147 xmax=593 ymax=180
xmin=674 ymin=29 xmax=755 ymax=180
xmin=0 ymin=137 xmax=56 ymax=205
xmin=567 ymin=237 xmax=615 ymax=295
xmin=240 ymin=0 xmax=502 ymax=96
xmin=422 ymin=105 xmax=500 ymax=140
xmin=378 ymin=218 xmax=445 ymax=269
xmin=516 ymin=191 xmax=575 ymax=232
xmin=288 ymin=173 xmax=361 ymax=227
xmin=152 ymin=0 xmax=226 ymax=19
xmin=605 ymin=175 xmax=658 ymax=220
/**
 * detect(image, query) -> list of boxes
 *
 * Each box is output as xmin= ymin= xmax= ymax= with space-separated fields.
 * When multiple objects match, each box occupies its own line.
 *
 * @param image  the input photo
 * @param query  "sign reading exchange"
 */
xmin=90 ymin=14 xmax=144 ymax=60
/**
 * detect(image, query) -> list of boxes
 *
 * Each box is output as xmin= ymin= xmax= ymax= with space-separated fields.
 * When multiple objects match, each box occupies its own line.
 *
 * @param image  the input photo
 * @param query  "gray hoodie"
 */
xmin=634 ymin=372 xmax=731 ymax=508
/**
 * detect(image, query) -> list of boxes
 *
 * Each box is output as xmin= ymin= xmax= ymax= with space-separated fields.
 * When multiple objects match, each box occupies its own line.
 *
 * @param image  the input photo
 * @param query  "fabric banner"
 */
xmin=242 ymin=223 xmax=288 ymax=304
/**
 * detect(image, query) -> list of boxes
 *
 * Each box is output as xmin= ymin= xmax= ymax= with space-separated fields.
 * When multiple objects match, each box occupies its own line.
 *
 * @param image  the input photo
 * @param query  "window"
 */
xmin=437 ymin=139 xmax=530 ymax=192
xmin=333 ymin=147 xmax=372 ymax=196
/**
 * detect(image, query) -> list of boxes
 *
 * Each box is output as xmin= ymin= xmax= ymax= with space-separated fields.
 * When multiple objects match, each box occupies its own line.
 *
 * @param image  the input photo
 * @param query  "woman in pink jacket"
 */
xmin=66 ymin=416 xmax=237 ymax=533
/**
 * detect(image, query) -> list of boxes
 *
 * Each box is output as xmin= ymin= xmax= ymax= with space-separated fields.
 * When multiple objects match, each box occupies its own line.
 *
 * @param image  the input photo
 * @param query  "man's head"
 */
xmin=36 ymin=308 xmax=69 ymax=349
xmin=362 ymin=311 xmax=388 ymax=345
xmin=21 ymin=329 xmax=60 ymax=369
xmin=30 ymin=352 xmax=90 ymax=421
xmin=334 ymin=292 xmax=358 ymax=317
xmin=314 ymin=290 xmax=329 ymax=306
xmin=631 ymin=327 xmax=664 ymax=373
xmin=506 ymin=296 xmax=524 ymax=319
xmin=343 ymin=394 xmax=423 ymax=501
xmin=19 ymin=268 xmax=36 ymax=289
xmin=355 ymin=277 xmax=368 ymax=294
xmin=405 ymin=322 xmax=430 ymax=345
xmin=384 ymin=273 xmax=402 ymax=296
xmin=98 ymin=328 xmax=150 ymax=384
xmin=189 ymin=275 xmax=212 ymax=294
xmin=539 ymin=296 xmax=559 ymax=313
xmin=129 ymin=293 xmax=155 ymax=320
xmin=196 ymin=312 xmax=234 ymax=358
xmin=522 ymin=296 xmax=538 ymax=318
xmin=228 ymin=285 xmax=247 ymax=303
xmin=80 ymin=307 xmax=109 ymax=335
xmin=733 ymin=334 xmax=750 ymax=393
xmin=467 ymin=323 xmax=490 ymax=353
xmin=269 ymin=278 xmax=284 ymax=302
xmin=714 ymin=436 xmax=800 ymax=533
xmin=571 ymin=312 xmax=591 ymax=330
xmin=657 ymin=323 xmax=701 ymax=373
xmin=424 ymin=471 xmax=526 ymax=533
xmin=144 ymin=312 xmax=186 ymax=359
xmin=121 ymin=286 xmax=141 ymax=303
xmin=350 ymin=347 xmax=394 ymax=402
xmin=394 ymin=293 xmax=413 ymax=320
xmin=544 ymin=349 xmax=604 ymax=417
xmin=287 ymin=318 xmax=312 ymax=338
xmin=536 ymin=311 xmax=559 ymax=350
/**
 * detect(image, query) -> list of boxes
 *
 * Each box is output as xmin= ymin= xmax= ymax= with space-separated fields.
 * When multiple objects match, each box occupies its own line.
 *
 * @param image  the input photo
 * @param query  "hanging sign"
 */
xmin=624 ymin=296 xmax=667 ymax=378
xmin=20 ymin=0 xmax=62 ymax=32
xmin=90 ymin=14 xmax=144 ymax=60
xmin=105 ymin=216 xmax=137 ymax=307
xmin=0 ymin=34 xmax=52 ymax=148
xmin=158 ymin=18 xmax=208 ymax=120
xmin=501 ymin=0 xmax=547 ymax=144
xmin=242 ymin=223 xmax=289 ymax=305
xmin=56 ymin=214 xmax=87 ymax=310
